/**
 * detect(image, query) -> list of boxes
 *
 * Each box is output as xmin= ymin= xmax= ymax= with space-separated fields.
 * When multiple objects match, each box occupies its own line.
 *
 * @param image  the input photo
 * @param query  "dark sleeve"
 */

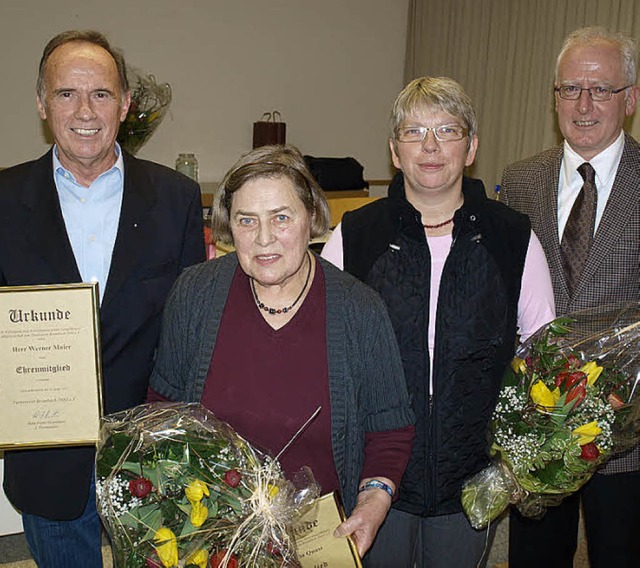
xmin=362 ymin=425 xmax=415 ymax=497
xmin=149 ymin=266 xmax=201 ymax=401
xmin=179 ymin=181 xmax=206 ymax=269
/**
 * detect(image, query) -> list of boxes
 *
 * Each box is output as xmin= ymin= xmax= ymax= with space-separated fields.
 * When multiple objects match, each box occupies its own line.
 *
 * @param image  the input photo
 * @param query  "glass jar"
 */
xmin=175 ymin=153 xmax=198 ymax=182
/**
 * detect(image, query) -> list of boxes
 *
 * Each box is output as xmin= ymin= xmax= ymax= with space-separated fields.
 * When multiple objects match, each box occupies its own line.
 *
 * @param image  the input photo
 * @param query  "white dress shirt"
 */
xmin=558 ymin=130 xmax=624 ymax=239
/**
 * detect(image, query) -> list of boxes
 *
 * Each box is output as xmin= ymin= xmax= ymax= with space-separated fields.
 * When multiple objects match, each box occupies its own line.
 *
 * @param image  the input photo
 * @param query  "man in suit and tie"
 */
xmin=501 ymin=26 xmax=640 ymax=568
xmin=0 ymin=30 xmax=205 ymax=566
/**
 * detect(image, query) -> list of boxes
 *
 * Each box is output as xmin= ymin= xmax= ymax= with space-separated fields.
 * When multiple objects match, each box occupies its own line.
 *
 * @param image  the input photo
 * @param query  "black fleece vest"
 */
xmin=342 ymin=174 xmax=530 ymax=516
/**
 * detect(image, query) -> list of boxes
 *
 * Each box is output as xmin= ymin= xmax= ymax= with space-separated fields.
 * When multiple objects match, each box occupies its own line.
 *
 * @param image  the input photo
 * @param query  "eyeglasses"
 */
xmin=554 ymin=84 xmax=631 ymax=102
xmin=395 ymin=124 xmax=468 ymax=143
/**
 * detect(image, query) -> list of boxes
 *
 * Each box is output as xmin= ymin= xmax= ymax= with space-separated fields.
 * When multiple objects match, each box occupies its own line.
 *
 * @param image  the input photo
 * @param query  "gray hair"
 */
xmin=37 ymin=30 xmax=129 ymax=102
xmin=556 ymin=26 xmax=638 ymax=85
xmin=211 ymin=144 xmax=331 ymax=244
xmin=390 ymin=76 xmax=478 ymax=140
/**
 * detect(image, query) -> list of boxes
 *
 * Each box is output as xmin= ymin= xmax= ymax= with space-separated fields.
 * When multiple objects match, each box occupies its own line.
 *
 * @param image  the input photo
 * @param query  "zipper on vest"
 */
xmin=426 ymin=393 xmax=436 ymax=515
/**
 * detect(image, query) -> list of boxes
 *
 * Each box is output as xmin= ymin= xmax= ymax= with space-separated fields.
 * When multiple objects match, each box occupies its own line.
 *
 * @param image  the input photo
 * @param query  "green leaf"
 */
xmin=219 ymin=492 xmax=243 ymax=515
xmin=140 ymin=509 xmax=163 ymax=542
xmin=118 ymin=511 xmax=141 ymax=529
xmin=135 ymin=503 xmax=161 ymax=523
xmin=208 ymin=498 xmax=218 ymax=519
xmin=533 ymin=459 xmax=565 ymax=485
xmin=120 ymin=462 xmax=144 ymax=477
xmin=548 ymin=317 xmax=574 ymax=335
xmin=179 ymin=517 xmax=199 ymax=538
xmin=502 ymin=367 xmax=520 ymax=387
xmin=96 ymin=431 xmax=141 ymax=477
xmin=550 ymin=394 xmax=572 ymax=427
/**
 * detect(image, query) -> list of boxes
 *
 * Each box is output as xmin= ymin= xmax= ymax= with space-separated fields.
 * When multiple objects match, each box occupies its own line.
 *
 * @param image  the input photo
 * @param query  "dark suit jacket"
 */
xmin=0 ymin=149 xmax=205 ymax=519
xmin=500 ymin=133 xmax=640 ymax=473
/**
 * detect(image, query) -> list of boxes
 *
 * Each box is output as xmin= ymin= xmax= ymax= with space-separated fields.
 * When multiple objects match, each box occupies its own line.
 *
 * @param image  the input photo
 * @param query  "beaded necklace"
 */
xmin=250 ymin=252 xmax=312 ymax=315
xmin=423 ymin=216 xmax=454 ymax=229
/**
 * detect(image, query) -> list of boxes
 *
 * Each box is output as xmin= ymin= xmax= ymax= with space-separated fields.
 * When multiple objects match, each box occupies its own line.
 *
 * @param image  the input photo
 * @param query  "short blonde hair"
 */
xmin=390 ymin=76 xmax=478 ymax=139
xmin=211 ymin=144 xmax=331 ymax=244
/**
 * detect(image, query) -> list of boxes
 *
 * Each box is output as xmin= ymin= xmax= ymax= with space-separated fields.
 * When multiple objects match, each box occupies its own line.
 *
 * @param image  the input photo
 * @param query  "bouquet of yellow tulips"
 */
xmin=462 ymin=303 xmax=640 ymax=529
xmin=96 ymin=402 xmax=319 ymax=567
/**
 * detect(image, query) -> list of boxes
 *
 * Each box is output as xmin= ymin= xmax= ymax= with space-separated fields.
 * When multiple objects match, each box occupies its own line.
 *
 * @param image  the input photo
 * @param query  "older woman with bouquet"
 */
xmin=147 ymin=144 xmax=415 ymax=558
xmin=321 ymin=76 xmax=556 ymax=567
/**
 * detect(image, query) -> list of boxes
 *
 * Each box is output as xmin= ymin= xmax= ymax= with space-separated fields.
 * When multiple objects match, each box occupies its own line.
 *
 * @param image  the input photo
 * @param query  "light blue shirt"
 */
xmin=52 ymin=145 xmax=125 ymax=304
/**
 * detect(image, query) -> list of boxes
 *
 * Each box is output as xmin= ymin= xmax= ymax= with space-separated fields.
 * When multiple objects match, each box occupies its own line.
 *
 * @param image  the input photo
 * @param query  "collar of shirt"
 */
xmin=558 ymin=130 xmax=624 ymax=238
xmin=52 ymin=143 xmax=125 ymax=192
xmin=51 ymin=144 xmax=125 ymax=304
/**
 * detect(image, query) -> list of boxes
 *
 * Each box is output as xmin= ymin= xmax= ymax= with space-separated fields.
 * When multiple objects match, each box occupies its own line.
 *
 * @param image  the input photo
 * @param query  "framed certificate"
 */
xmin=293 ymin=491 xmax=363 ymax=567
xmin=0 ymin=283 xmax=103 ymax=449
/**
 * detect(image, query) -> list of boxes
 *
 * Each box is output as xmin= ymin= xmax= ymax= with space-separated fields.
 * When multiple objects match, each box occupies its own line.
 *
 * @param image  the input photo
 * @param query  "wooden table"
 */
xmin=323 ymin=190 xmax=380 ymax=227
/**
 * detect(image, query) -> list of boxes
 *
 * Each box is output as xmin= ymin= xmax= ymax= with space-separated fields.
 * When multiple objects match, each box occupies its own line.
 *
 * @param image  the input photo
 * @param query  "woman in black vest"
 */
xmin=322 ymin=77 xmax=556 ymax=567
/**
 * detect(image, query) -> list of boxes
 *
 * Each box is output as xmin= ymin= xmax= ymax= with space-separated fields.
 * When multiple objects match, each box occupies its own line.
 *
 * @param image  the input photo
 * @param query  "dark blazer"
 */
xmin=500 ymin=133 xmax=640 ymax=473
xmin=0 ymin=149 xmax=205 ymax=519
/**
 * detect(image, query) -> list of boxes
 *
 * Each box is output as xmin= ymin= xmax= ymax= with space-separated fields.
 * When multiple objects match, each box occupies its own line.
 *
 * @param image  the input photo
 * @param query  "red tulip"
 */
xmin=563 ymin=354 xmax=582 ymax=369
xmin=129 ymin=477 xmax=153 ymax=498
xmin=210 ymin=550 xmax=238 ymax=568
xmin=145 ymin=551 xmax=162 ymax=568
xmin=554 ymin=370 xmax=570 ymax=388
xmin=580 ymin=442 xmax=600 ymax=461
xmin=223 ymin=469 xmax=241 ymax=488
xmin=554 ymin=370 xmax=587 ymax=408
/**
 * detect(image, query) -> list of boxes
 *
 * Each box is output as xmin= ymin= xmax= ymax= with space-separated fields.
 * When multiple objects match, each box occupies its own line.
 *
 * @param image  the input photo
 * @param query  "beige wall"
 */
xmin=0 ymin=0 xmax=409 ymax=183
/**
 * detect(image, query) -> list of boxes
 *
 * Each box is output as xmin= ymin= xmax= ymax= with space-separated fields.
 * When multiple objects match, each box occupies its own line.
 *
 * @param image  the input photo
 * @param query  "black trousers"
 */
xmin=509 ymin=470 xmax=640 ymax=568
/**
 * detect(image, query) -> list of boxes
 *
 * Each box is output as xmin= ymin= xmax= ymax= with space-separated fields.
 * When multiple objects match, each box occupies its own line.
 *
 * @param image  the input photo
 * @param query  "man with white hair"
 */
xmin=501 ymin=26 xmax=640 ymax=568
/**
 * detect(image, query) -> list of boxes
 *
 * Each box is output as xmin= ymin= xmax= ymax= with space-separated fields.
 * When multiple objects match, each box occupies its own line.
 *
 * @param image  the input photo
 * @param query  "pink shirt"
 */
xmin=321 ymin=224 xmax=556 ymax=346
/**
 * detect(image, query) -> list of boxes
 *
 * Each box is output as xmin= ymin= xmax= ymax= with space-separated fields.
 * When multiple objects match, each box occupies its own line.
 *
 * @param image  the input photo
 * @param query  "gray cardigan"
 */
xmin=150 ymin=253 xmax=414 ymax=512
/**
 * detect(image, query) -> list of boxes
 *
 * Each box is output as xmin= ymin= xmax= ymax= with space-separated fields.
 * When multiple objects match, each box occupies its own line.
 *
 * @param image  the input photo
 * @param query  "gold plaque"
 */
xmin=293 ymin=491 xmax=363 ymax=568
xmin=0 ymin=283 xmax=103 ymax=449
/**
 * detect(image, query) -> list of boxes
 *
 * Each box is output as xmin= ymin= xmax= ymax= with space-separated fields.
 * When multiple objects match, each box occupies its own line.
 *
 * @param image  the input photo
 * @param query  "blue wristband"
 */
xmin=359 ymin=479 xmax=394 ymax=498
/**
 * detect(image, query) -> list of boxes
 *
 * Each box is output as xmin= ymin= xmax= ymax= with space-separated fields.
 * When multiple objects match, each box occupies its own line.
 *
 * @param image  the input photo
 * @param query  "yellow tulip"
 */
xmin=190 ymin=500 xmax=209 ymax=527
xmin=186 ymin=548 xmax=208 ymax=568
xmin=530 ymin=380 xmax=558 ymax=410
xmin=573 ymin=421 xmax=602 ymax=445
xmin=185 ymin=479 xmax=210 ymax=503
xmin=153 ymin=527 xmax=178 ymax=567
xmin=581 ymin=361 xmax=603 ymax=386
xmin=511 ymin=357 xmax=527 ymax=374
xmin=267 ymin=484 xmax=280 ymax=499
